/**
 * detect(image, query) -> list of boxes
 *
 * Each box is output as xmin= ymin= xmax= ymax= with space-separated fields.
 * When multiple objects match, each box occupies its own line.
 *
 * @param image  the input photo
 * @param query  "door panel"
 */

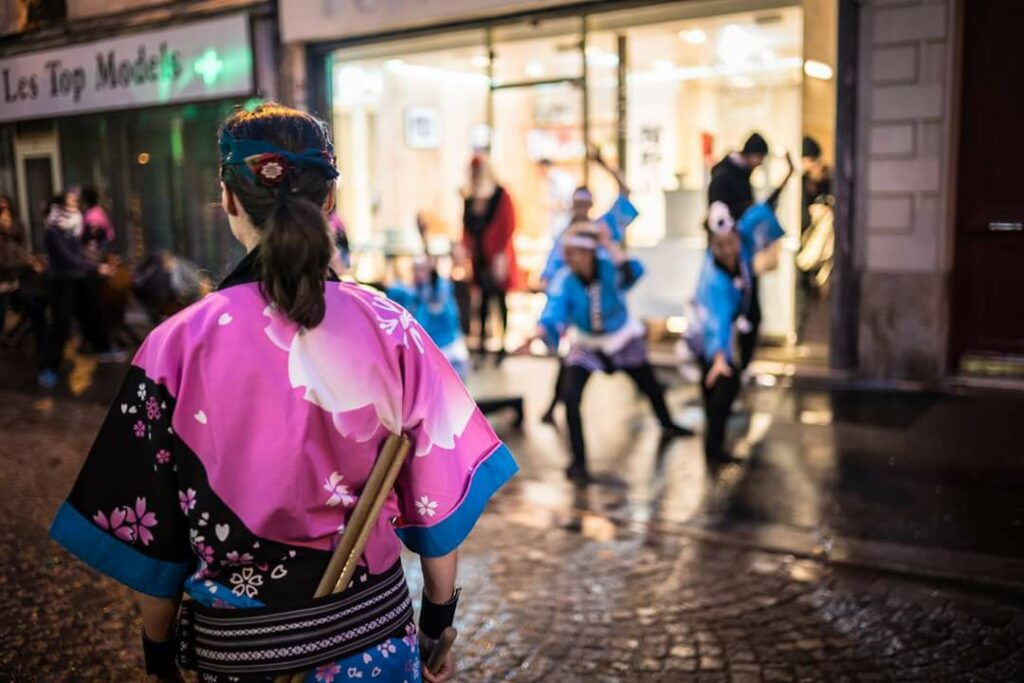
xmin=23 ymin=157 xmax=54 ymax=252
xmin=952 ymin=0 xmax=1024 ymax=362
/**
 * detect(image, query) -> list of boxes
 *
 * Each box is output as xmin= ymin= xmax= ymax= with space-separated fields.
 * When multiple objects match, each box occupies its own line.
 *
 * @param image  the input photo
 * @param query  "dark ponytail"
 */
xmin=259 ymin=194 xmax=332 ymax=328
xmin=218 ymin=103 xmax=336 ymax=329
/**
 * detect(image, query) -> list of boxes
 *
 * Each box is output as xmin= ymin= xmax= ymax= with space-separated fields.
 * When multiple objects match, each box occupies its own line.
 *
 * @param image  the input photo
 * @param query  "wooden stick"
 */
xmin=427 ymin=627 xmax=459 ymax=675
xmin=313 ymin=434 xmax=404 ymax=598
xmin=277 ymin=433 xmax=411 ymax=683
xmin=332 ymin=437 xmax=410 ymax=593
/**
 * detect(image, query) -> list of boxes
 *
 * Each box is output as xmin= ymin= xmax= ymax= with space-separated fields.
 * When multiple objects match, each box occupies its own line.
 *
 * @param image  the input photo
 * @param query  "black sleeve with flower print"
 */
xmin=49 ymin=366 xmax=194 ymax=598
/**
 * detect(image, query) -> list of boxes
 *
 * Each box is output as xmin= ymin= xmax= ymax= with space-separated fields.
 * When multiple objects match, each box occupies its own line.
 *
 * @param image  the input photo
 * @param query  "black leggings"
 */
xmin=476 ymin=285 xmax=508 ymax=353
xmin=738 ymin=279 xmax=762 ymax=370
xmin=42 ymin=278 xmax=110 ymax=373
xmin=700 ymin=361 xmax=741 ymax=461
xmin=561 ymin=362 xmax=676 ymax=470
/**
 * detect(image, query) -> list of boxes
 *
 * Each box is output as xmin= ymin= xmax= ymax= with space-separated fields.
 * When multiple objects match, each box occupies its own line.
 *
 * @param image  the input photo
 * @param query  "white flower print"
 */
xmin=372 ymin=296 xmax=425 ymax=354
xmin=376 ymin=641 xmax=397 ymax=659
xmin=229 ymin=566 xmax=263 ymax=598
xmin=137 ymin=382 xmax=147 ymax=401
xmin=222 ymin=550 xmax=254 ymax=567
xmin=415 ymin=496 xmax=438 ymax=518
xmin=323 ymin=471 xmax=356 ymax=507
xmin=346 ymin=667 xmax=364 ymax=679
xmin=261 ymin=294 xmax=476 ymax=457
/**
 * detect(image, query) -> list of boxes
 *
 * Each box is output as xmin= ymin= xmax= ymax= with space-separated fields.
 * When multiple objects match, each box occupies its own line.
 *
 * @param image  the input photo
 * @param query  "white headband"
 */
xmin=563 ymin=234 xmax=598 ymax=250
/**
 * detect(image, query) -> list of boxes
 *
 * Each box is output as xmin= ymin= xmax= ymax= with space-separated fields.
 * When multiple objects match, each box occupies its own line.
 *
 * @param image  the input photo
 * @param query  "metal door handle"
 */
xmin=988 ymin=221 xmax=1023 ymax=232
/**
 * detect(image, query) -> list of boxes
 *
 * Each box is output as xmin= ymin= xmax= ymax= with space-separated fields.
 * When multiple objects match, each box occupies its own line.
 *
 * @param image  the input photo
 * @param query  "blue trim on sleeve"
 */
xmin=396 ymin=443 xmax=518 ymax=557
xmin=49 ymin=501 xmax=192 ymax=598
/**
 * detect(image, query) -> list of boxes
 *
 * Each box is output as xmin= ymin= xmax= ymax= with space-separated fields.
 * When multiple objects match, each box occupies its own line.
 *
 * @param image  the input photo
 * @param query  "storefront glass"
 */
xmin=331 ymin=2 xmax=812 ymax=343
xmin=58 ymin=100 xmax=244 ymax=274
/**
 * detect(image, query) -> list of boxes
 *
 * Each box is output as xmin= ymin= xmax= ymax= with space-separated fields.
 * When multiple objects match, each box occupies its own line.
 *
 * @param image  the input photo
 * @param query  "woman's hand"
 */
xmin=705 ymin=352 xmax=733 ymax=388
xmin=421 ymin=640 xmax=456 ymax=683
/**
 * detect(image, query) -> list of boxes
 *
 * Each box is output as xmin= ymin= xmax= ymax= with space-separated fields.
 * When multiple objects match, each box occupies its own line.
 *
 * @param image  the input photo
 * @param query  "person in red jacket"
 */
xmin=462 ymin=154 xmax=518 ymax=364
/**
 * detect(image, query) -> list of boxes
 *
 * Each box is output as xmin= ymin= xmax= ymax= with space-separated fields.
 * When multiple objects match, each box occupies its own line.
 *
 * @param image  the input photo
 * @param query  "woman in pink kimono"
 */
xmin=49 ymin=104 xmax=517 ymax=682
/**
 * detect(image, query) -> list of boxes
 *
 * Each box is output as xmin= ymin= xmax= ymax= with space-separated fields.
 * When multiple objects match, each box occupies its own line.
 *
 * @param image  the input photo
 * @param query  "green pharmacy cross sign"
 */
xmin=194 ymin=49 xmax=225 ymax=86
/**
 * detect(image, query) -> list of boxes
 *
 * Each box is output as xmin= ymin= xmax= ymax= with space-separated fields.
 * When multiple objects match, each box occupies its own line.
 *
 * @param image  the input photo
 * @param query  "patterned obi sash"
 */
xmin=178 ymin=561 xmax=412 ymax=677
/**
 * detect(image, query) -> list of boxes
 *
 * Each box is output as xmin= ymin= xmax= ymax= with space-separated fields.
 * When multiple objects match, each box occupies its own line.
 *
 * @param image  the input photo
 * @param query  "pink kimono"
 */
xmin=50 ymin=249 xmax=517 ymax=681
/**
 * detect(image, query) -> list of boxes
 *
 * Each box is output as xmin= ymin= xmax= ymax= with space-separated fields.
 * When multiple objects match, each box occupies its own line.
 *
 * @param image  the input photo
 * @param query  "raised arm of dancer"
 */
xmin=589 ymin=143 xmax=631 ymax=196
xmin=766 ymin=151 xmax=796 ymax=208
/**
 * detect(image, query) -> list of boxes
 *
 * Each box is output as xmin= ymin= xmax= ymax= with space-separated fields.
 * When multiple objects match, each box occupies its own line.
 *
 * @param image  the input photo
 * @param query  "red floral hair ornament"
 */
xmin=244 ymin=153 xmax=289 ymax=186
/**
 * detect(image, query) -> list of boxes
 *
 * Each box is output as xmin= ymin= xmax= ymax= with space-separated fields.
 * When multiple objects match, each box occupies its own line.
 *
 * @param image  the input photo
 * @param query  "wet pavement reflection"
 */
xmin=473 ymin=357 xmax=1024 ymax=565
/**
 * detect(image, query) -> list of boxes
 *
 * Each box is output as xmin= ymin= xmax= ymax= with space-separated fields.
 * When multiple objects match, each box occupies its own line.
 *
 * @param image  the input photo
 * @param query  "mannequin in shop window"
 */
xmin=462 ymin=154 xmax=518 ymax=365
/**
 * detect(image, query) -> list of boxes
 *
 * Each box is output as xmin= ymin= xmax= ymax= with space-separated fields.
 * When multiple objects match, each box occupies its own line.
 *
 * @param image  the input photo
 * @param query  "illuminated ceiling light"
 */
xmin=383 ymin=58 xmax=405 ymax=68
xmin=137 ymin=153 xmax=150 ymax=165
xmin=194 ymin=49 xmax=224 ymax=85
xmin=525 ymin=60 xmax=545 ymax=78
xmin=718 ymin=24 xmax=761 ymax=68
xmin=804 ymin=59 xmax=834 ymax=80
xmin=678 ymin=28 xmax=707 ymax=44
xmin=470 ymin=54 xmax=489 ymax=68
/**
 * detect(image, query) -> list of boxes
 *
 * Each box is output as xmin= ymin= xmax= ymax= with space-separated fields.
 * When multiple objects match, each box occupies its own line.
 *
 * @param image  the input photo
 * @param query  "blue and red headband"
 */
xmin=219 ymin=129 xmax=339 ymax=187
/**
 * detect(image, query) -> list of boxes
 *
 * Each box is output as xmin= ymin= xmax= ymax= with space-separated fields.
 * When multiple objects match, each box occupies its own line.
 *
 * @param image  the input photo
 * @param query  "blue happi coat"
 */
xmin=539 ymin=254 xmax=645 ymax=348
xmin=691 ymin=203 xmax=785 ymax=364
xmin=386 ymin=277 xmax=463 ymax=350
xmin=541 ymin=194 xmax=639 ymax=283
xmin=737 ymin=202 xmax=785 ymax=269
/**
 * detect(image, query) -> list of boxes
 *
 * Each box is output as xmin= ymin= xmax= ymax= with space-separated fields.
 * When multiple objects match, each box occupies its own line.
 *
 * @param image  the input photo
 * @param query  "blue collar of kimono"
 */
xmin=219 ymin=130 xmax=339 ymax=186
xmin=218 ymin=246 xmax=343 ymax=292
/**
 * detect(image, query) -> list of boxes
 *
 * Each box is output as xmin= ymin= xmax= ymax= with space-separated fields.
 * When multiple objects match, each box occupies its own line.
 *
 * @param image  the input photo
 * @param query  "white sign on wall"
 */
xmin=0 ymin=13 xmax=253 ymax=124
xmin=281 ymin=0 xmax=601 ymax=43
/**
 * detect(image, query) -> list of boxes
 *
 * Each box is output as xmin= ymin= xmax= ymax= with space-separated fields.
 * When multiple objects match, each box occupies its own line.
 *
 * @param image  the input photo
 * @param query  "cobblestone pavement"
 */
xmin=3 ymin=380 xmax=1024 ymax=681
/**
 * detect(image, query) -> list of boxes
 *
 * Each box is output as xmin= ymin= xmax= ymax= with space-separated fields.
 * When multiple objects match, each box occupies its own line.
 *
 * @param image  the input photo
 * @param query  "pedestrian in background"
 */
xmin=462 ymin=154 xmax=517 ymax=365
xmin=49 ymin=103 xmax=516 ymax=682
xmin=39 ymin=192 xmax=123 ymax=388
xmin=0 ymin=202 xmax=46 ymax=353
xmin=80 ymin=185 xmax=116 ymax=253
xmin=708 ymin=132 xmax=769 ymax=222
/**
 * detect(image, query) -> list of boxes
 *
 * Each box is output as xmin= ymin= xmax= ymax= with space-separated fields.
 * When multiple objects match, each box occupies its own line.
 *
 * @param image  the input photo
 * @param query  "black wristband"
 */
xmin=419 ymin=587 xmax=460 ymax=640
xmin=142 ymin=628 xmax=178 ymax=677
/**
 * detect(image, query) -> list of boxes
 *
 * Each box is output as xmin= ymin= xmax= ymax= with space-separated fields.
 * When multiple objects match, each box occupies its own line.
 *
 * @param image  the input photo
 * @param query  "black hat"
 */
xmin=802 ymin=136 xmax=822 ymax=160
xmin=741 ymin=132 xmax=769 ymax=156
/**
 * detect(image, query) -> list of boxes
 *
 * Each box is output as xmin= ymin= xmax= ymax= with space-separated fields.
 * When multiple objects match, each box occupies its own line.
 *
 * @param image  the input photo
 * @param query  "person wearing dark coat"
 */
xmin=708 ymin=132 xmax=769 ymax=222
xmin=39 ymin=193 xmax=124 ymax=388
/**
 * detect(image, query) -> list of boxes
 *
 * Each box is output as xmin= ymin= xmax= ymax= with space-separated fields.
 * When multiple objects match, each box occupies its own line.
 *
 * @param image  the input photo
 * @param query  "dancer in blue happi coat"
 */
xmin=525 ymin=221 xmax=692 ymax=483
xmin=540 ymin=146 xmax=640 ymax=424
xmin=690 ymin=200 xmax=785 ymax=462
xmin=388 ymin=258 xmax=470 ymax=380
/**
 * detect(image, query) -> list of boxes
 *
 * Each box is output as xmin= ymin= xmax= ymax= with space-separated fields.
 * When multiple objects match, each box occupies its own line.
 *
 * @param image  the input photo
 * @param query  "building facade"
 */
xmin=0 ymin=0 xmax=278 ymax=273
xmin=278 ymin=0 xmax=1022 ymax=386
xmin=1 ymin=0 xmax=1019 ymax=385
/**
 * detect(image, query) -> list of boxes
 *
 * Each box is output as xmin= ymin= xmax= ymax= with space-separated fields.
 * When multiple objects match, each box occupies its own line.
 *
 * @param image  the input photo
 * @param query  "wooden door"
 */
xmin=952 ymin=0 xmax=1024 ymax=364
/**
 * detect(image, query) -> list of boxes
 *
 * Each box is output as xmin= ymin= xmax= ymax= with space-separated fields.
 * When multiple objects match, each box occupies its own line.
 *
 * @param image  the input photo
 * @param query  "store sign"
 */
xmin=281 ymin=0 xmax=601 ymax=43
xmin=0 ymin=13 xmax=253 ymax=123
